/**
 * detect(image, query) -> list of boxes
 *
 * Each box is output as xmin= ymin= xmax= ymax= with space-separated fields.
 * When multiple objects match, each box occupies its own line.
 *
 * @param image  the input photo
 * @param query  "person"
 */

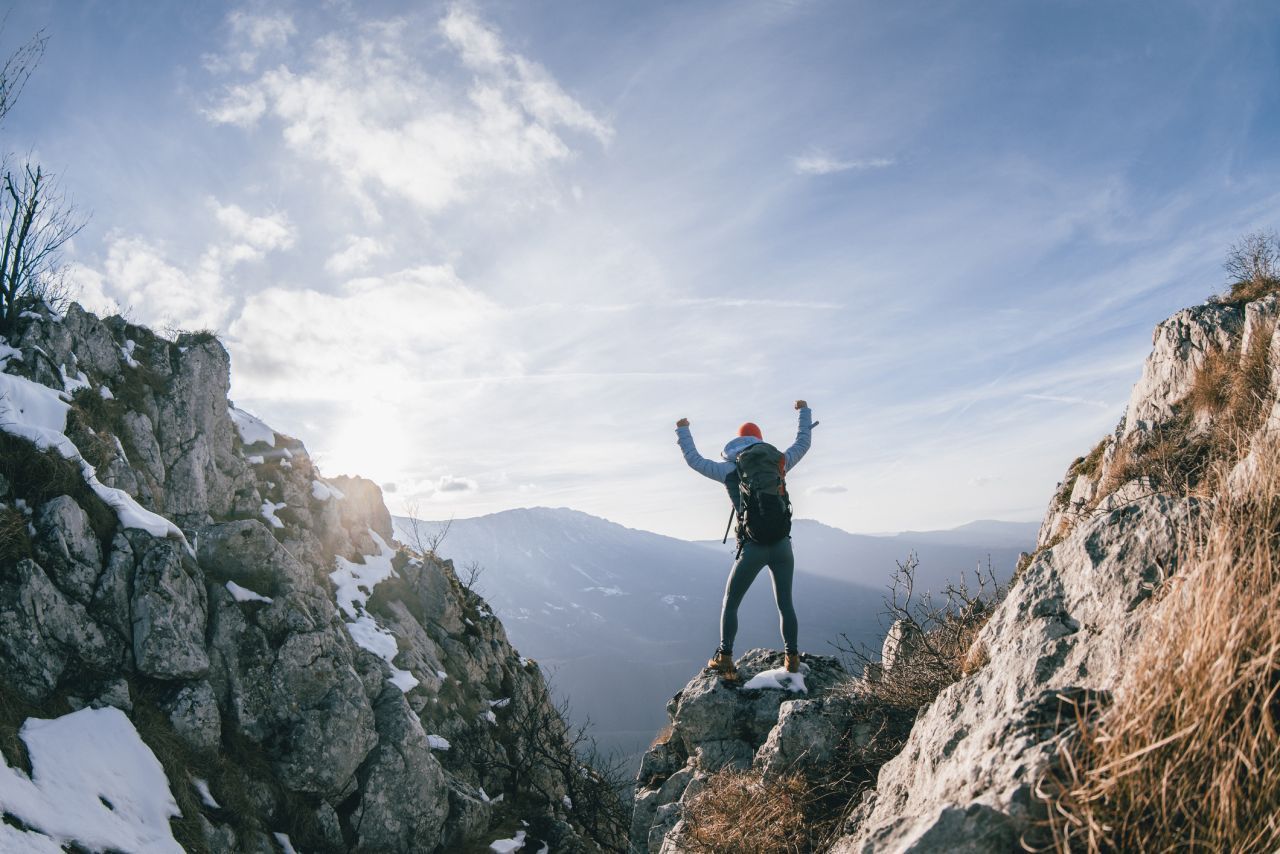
xmin=675 ymin=401 xmax=813 ymax=681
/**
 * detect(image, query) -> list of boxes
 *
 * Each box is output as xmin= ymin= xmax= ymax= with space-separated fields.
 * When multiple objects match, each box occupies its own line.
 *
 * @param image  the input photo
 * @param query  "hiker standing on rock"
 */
xmin=675 ymin=401 xmax=813 ymax=682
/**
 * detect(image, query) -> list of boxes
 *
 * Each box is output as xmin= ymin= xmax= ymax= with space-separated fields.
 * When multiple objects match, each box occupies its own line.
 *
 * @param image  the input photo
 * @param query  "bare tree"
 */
xmin=401 ymin=500 xmax=453 ymax=558
xmin=0 ymin=27 xmax=82 ymax=336
xmin=0 ymin=163 xmax=82 ymax=334
xmin=0 ymin=24 xmax=46 ymax=127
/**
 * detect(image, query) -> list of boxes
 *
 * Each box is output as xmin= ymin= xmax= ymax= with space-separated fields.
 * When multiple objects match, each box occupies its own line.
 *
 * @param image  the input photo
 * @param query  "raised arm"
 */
xmin=783 ymin=400 xmax=813 ymax=472
xmin=676 ymin=418 xmax=735 ymax=483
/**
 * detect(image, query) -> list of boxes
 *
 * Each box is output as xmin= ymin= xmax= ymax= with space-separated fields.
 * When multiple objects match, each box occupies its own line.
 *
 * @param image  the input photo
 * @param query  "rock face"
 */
xmin=0 ymin=305 xmax=609 ymax=852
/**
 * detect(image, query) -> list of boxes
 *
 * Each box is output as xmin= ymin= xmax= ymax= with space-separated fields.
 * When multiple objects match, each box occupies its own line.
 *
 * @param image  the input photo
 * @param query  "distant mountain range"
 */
xmin=392 ymin=508 xmax=1037 ymax=770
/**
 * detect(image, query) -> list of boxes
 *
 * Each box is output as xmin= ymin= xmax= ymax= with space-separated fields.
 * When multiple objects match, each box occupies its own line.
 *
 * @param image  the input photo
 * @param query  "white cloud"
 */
xmin=211 ymin=201 xmax=295 ymax=255
xmin=65 ymin=201 xmax=294 ymax=331
xmin=94 ymin=236 xmax=233 ymax=330
xmin=228 ymin=264 xmax=517 ymax=400
xmin=791 ymin=151 xmax=895 ymax=175
xmin=205 ymin=10 xmax=296 ymax=73
xmin=203 ymin=83 xmax=267 ymax=126
xmin=204 ymin=5 xmax=611 ymax=218
xmin=325 ymin=236 xmax=388 ymax=276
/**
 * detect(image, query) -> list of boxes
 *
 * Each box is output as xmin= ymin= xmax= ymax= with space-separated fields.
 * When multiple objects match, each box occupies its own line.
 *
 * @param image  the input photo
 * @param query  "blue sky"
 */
xmin=6 ymin=1 xmax=1280 ymax=539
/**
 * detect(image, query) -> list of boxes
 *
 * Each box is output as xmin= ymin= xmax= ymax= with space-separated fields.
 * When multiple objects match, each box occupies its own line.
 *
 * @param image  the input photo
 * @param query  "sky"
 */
xmin=5 ymin=0 xmax=1280 ymax=540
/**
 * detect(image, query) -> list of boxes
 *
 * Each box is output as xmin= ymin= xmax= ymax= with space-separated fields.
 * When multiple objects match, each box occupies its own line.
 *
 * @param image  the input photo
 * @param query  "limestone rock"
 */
xmin=129 ymin=533 xmax=209 ymax=679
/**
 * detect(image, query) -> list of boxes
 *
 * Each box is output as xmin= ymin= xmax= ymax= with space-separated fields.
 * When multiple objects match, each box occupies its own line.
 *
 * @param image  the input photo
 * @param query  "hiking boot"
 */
xmin=784 ymin=652 xmax=801 ymax=673
xmin=706 ymin=651 xmax=740 ymax=682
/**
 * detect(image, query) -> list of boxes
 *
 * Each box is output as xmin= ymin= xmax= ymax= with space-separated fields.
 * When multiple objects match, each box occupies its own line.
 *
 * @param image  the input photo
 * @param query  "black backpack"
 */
xmin=727 ymin=442 xmax=792 ymax=547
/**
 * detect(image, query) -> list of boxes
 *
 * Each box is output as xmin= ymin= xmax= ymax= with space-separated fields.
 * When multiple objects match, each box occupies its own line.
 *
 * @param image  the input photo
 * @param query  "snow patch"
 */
xmin=226 ymin=580 xmax=273 ymax=604
xmin=59 ymin=364 xmax=90 ymax=394
xmin=489 ymin=830 xmax=526 ymax=852
xmin=480 ymin=710 xmax=498 ymax=725
xmin=229 ymin=404 xmax=276 ymax=447
xmin=311 ymin=479 xmax=345 ymax=501
xmin=741 ymin=664 xmax=809 ymax=693
xmin=488 ymin=698 xmax=511 ymax=709
xmin=330 ymin=531 xmax=419 ymax=692
xmin=98 ymin=384 xmax=114 ymax=400
xmin=427 ymin=734 xmax=451 ymax=750
xmin=274 ymin=832 xmax=300 ymax=854
xmin=121 ymin=339 xmax=140 ymax=368
xmin=260 ymin=500 xmax=286 ymax=529
xmin=192 ymin=778 xmax=220 ymax=809
xmin=0 ymin=706 xmax=183 ymax=853
xmin=0 ymin=340 xmax=22 ymax=366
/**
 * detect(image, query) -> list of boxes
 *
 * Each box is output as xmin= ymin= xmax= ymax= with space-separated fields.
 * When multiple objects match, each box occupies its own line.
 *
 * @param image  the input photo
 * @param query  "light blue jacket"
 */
xmin=676 ymin=407 xmax=813 ymax=484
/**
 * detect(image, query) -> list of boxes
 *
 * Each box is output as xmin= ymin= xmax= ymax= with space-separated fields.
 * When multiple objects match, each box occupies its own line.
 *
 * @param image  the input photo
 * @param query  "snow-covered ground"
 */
xmin=0 ymin=706 xmax=183 ymax=853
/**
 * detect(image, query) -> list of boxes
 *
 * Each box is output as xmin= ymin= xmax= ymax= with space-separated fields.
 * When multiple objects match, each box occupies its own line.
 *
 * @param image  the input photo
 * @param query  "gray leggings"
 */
xmin=719 ymin=538 xmax=798 ymax=654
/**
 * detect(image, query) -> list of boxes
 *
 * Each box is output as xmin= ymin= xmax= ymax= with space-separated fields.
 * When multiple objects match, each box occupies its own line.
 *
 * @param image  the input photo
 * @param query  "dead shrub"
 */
xmin=680 ymin=769 xmax=815 ymax=853
xmin=836 ymin=554 xmax=1006 ymax=712
xmin=1041 ymin=446 xmax=1280 ymax=852
xmin=1221 ymin=229 xmax=1280 ymax=303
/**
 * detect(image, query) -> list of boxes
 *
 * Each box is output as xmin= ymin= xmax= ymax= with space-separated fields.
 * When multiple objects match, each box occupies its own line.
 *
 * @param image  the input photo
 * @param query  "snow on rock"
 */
xmin=98 ymin=384 xmax=114 ymax=400
xmin=311 ymin=479 xmax=345 ymax=501
xmin=489 ymin=830 xmax=527 ymax=852
xmin=120 ymin=339 xmax=140 ymax=368
xmin=228 ymin=404 xmax=277 ymax=448
xmin=0 ymin=371 xmax=189 ymax=548
xmin=480 ymin=710 xmax=498 ymax=725
xmin=0 ymin=706 xmax=183 ymax=853
xmin=742 ymin=665 xmax=809 ymax=693
xmin=274 ymin=832 xmax=300 ymax=854
xmin=427 ymin=734 xmax=451 ymax=750
xmin=488 ymin=698 xmax=511 ymax=709
xmin=192 ymin=778 xmax=220 ymax=809
xmin=329 ymin=531 xmax=419 ymax=692
xmin=260 ymin=500 xmax=286 ymax=529
xmin=225 ymin=580 xmax=273 ymax=604
xmin=59 ymin=364 xmax=90 ymax=394
xmin=0 ymin=340 xmax=24 ymax=365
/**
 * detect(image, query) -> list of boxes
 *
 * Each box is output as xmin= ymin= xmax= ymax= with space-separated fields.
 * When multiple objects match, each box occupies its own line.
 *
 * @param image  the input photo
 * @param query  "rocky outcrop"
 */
xmin=823 ymin=297 xmax=1279 ymax=852
xmin=0 ymin=304 xmax=611 ymax=852
xmin=631 ymin=650 xmax=856 ymax=852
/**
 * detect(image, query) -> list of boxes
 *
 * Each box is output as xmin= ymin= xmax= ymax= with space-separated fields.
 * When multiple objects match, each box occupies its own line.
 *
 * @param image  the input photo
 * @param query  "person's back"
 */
xmin=674 ymin=400 xmax=813 ymax=681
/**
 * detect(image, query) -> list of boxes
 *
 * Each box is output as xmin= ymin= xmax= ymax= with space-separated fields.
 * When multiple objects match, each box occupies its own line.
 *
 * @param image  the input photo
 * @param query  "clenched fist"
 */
xmin=795 ymin=400 xmax=808 ymax=410
xmin=676 ymin=417 xmax=690 ymax=428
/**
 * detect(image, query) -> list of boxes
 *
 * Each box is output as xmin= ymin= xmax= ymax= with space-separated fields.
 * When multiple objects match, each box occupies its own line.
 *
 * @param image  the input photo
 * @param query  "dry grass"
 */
xmin=650 ymin=723 xmax=673 ymax=748
xmin=1042 ymin=448 xmax=1280 ymax=852
xmin=680 ymin=770 xmax=818 ymax=853
xmin=0 ymin=505 xmax=32 ymax=565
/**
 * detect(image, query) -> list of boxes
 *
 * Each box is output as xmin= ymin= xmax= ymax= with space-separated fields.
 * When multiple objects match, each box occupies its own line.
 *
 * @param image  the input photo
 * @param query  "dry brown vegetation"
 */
xmin=1042 ymin=447 xmax=1280 ymax=852
xmin=837 ymin=554 xmax=1005 ymax=711
xmin=679 ymin=770 xmax=822 ymax=853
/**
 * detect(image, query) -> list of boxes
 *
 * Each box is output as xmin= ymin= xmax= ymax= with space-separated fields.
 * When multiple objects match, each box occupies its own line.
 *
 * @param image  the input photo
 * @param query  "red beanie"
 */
xmin=738 ymin=422 xmax=762 ymax=440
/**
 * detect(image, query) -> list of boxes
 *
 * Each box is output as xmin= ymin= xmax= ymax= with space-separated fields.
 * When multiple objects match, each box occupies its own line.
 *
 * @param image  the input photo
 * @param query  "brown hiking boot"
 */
xmin=784 ymin=652 xmax=801 ymax=673
xmin=706 ymin=651 xmax=740 ymax=682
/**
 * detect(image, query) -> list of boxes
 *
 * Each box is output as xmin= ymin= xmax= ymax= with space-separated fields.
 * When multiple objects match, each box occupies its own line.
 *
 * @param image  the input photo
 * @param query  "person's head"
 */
xmin=738 ymin=422 xmax=762 ymax=440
